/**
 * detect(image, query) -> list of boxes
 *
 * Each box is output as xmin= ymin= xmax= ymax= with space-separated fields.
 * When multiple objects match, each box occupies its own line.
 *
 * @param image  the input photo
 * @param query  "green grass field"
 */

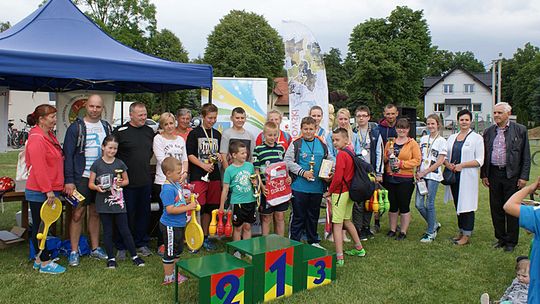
xmin=0 ymin=148 xmax=538 ymax=304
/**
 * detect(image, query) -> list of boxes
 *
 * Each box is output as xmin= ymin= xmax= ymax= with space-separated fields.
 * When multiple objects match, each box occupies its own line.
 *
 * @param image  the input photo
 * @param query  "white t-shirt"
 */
xmin=153 ymin=134 xmax=188 ymax=185
xmin=83 ymin=121 xmax=106 ymax=178
xmin=418 ymin=134 xmax=447 ymax=182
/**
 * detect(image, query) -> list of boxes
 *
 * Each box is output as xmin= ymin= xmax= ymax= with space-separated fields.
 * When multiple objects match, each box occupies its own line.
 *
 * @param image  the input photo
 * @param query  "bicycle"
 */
xmin=14 ymin=119 xmax=30 ymax=148
xmin=7 ymin=120 xmax=21 ymax=148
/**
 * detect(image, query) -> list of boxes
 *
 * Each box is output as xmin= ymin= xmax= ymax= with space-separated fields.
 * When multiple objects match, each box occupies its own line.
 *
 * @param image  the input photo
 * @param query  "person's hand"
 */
xmin=188 ymin=199 xmax=197 ymax=210
xmin=327 ymin=172 xmax=334 ymax=179
xmin=46 ymin=191 xmax=56 ymax=205
xmin=216 ymin=154 xmax=223 ymax=162
xmin=482 ymin=178 xmax=490 ymax=188
xmin=417 ymin=171 xmax=426 ymax=179
xmin=323 ymin=191 xmax=330 ymax=198
xmin=447 ymin=163 xmax=456 ymax=172
xmin=376 ymin=175 xmax=383 ymax=183
xmin=518 ymin=179 xmax=528 ymax=189
xmin=525 ymin=177 xmax=540 ymax=195
xmin=303 ymin=171 xmax=314 ymax=181
xmin=180 ymin=172 xmax=188 ymax=184
xmin=202 ymin=162 xmax=214 ymax=173
xmin=454 ymin=164 xmax=463 ymax=172
xmin=286 ymin=176 xmax=292 ymax=185
xmin=219 ymin=205 xmax=224 ymax=213
xmin=261 ymin=184 xmax=268 ymax=196
xmin=116 ymin=177 xmax=123 ymax=188
xmin=95 ymin=186 xmax=106 ymax=193
xmin=63 ymin=183 xmax=76 ymax=196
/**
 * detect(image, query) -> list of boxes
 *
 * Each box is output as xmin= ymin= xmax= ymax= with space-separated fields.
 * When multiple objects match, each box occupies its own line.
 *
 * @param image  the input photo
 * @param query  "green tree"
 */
xmin=427 ymin=48 xmax=485 ymax=76
xmin=74 ymin=0 xmax=156 ymax=52
xmin=502 ymin=43 xmax=540 ymax=125
xmin=0 ymin=21 xmax=10 ymax=32
xmin=346 ymin=6 xmax=431 ymax=117
xmin=323 ymin=47 xmax=350 ymax=109
xmin=204 ymin=10 xmax=285 ymax=82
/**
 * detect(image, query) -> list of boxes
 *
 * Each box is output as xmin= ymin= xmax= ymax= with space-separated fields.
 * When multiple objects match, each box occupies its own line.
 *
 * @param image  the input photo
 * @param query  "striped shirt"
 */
xmin=252 ymin=143 xmax=285 ymax=181
xmin=491 ymin=123 xmax=508 ymax=167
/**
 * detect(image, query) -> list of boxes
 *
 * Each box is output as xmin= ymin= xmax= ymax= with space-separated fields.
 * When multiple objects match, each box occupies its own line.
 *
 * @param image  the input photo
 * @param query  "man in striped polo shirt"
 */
xmin=253 ymin=121 xmax=290 ymax=236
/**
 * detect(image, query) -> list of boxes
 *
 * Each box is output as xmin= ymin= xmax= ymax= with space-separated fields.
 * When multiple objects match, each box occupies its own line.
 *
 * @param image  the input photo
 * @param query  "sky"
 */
xmin=2 ymin=0 xmax=540 ymax=69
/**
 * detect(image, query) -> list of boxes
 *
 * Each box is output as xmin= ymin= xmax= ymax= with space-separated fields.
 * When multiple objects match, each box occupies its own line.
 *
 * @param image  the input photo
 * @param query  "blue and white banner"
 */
xmin=281 ymin=20 xmax=329 ymax=138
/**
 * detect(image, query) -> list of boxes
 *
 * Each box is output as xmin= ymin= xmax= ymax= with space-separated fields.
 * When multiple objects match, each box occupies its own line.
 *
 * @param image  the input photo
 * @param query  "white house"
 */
xmin=423 ymin=68 xmax=493 ymax=130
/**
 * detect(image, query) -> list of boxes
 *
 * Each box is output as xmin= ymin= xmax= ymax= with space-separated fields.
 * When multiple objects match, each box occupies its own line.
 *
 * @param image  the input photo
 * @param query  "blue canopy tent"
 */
xmin=0 ymin=0 xmax=213 ymax=93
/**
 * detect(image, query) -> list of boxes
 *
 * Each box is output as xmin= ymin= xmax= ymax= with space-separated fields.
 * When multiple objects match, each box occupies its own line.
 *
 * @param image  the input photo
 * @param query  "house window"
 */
xmin=433 ymin=103 xmax=445 ymax=112
xmin=443 ymin=84 xmax=454 ymax=93
xmin=464 ymin=84 xmax=475 ymax=93
xmin=472 ymin=103 xmax=482 ymax=112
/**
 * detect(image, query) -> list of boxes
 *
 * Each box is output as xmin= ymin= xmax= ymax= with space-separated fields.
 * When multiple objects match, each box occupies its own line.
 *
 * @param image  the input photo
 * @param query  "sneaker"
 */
xmin=90 ymin=247 xmax=108 ymax=260
xmin=435 ymin=222 xmax=442 ymax=233
xmin=366 ymin=229 xmax=375 ymax=239
xmin=68 ymin=251 xmax=80 ymax=267
xmin=176 ymin=274 xmax=188 ymax=284
xmin=420 ymin=233 xmax=435 ymax=243
xmin=33 ymin=260 xmax=40 ymax=270
xmin=132 ymin=256 xmax=145 ymax=267
xmin=189 ymin=249 xmax=199 ymax=254
xmin=311 ymin=243 xmax=326 ymax=250
xmin=386 ymin=230 xmax=396 ymax=238
xmin=106 ymin=259 xmax=117 ymax=269
xmin=359 ymin=229 xmax=369 ymax=241
xmin=373 ymin=222 xmax=381 ymax=233
xmin=137 ymin=246 xmax=153 ymax=257
xmin=162 ymin=276 xmax=175 ymax=286
xmin=202 ymin=239 xmax=217 ymax=251
xmin=480 ymin=293 xmax=490 ymax=304
xmin=396 ymin=232 xmax=407 ymax=241
xmin=116 ymin=249 xmax=127 ymax=261
xmin=39 ymin=261 xmax=66 ymax=274
xmin=157 ymin=244 xmax=165 ymax=257
xmin=343 ymin=234 xmax=351 ymax=243
xmin=345 ymin=248 xmax=366 ymax=257
xmin=336 ymin=258 xmax=344 ymax=267
xmin=233 ymin=251 xmax=242 ymax=259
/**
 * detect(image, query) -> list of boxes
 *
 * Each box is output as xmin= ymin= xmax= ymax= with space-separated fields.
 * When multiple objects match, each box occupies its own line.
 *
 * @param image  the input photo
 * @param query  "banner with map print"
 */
xmin=202 ymin=77 xmax=268 ymax=137
xmin=281 ymin=21 xmax=329 ymax=138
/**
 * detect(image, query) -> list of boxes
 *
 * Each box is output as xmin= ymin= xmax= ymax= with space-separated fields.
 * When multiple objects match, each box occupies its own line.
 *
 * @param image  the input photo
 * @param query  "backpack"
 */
xmin=340 ymin=148 xmax=376 ymax=203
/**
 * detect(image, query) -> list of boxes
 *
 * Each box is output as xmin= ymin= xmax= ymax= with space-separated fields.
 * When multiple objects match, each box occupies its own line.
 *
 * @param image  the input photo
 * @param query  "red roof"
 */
xmin=273 ymin=77 xmax=289 ymax=106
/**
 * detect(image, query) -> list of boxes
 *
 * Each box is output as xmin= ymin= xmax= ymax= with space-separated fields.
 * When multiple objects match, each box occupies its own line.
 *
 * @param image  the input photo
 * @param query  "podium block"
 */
xmin=300 ymin=244 xmax=336 ymax=290
xmin=175 ymin=253 xmax=253 ymax=304
xmin=226 ymin=235 xmax=303 ymax=303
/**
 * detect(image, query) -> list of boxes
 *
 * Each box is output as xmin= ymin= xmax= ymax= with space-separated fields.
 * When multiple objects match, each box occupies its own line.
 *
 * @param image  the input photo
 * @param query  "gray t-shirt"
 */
xmin=219 ymin=128 xmax=256 ymax=161
xmin=90 ymin=158 xmax=128 ymax=214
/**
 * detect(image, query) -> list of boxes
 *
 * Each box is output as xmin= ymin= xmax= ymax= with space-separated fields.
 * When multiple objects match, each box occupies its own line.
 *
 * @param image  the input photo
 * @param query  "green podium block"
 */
xmin=226 ymin=235 xmax=304 ymax=303
xmin=299 ymin=244 xmax=336 ymax=290
xmin=175 ymin=252 xmax=253 ymax=304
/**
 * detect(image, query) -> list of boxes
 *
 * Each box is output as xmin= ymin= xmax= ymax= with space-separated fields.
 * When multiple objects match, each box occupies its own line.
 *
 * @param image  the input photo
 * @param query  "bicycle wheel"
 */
xmin=11 ymin=132 xmax=22 ymax=149
xmin=533 ymin=150 xmax=540 ymax=167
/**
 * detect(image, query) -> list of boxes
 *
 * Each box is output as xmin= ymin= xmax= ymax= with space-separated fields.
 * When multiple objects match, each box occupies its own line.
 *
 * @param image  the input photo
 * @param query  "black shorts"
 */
xmin=259 ymin=194 xmax=289 ymax=215
xmin=159 ymin=223 xmax=184 ymax=264
xmin=77 ymin=177 xmax=96 ymax=205
xmin=201 ymin=204 xmax=219 ymax=214
xmin=232 ymin=202 xmax=257 ymax=227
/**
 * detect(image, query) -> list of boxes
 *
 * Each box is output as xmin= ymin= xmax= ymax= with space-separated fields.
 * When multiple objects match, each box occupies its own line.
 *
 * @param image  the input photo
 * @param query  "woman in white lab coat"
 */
xmin=444 ymin=109 xmax=484 ymax=245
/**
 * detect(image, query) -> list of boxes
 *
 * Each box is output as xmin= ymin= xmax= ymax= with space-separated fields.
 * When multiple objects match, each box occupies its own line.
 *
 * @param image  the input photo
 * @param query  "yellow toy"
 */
xmin=209 ymin=209 xmax=218 ymax=236
xmin=185 ymin=194 xmax=204 ymax=251
xmin=36 ymin=198 xmax=63 ymax=250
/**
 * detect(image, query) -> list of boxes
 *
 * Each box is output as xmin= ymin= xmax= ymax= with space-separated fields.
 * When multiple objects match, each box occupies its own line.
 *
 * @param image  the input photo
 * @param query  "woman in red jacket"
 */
xmin=25 ymin=104 xmax=66 ymax=274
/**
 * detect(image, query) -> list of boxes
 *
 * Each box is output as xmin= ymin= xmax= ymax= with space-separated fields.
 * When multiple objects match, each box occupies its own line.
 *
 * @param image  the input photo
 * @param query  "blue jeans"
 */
xmin=415 ymin=179 xmax=440 ymax=234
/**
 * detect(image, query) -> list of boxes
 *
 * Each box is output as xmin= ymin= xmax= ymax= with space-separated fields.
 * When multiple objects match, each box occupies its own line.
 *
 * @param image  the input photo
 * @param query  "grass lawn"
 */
xmin=0 ymin=147 xmax=538 ymax=304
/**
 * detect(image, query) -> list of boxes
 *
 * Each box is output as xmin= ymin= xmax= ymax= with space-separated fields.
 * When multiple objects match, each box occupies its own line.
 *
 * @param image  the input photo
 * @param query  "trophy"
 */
xmin=250 ymin=174 xmax=260 ymax=198
xmin=201 ymin=154 xmax=219 ymax=182
xmin=308 ymin=155 xmax=316 ymax=181
xmin=114 ymin=169 xmax=124 ymax=191
xmin=388 ymin=137 xmax=399 ymax=173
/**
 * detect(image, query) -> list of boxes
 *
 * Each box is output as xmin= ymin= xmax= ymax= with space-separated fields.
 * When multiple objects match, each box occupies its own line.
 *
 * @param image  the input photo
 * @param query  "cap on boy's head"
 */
xmin=332 ymin=127 xmax=348 ymax=138
xmin=301 ymin=116 xmax=316 ymax=128
xmin=161 ymin=156 xmax=181 ymax=175
xmin=516 ymin=256 xmax=529 ymax=264
xmin=229 ymin=141 xmax=246 ymax=155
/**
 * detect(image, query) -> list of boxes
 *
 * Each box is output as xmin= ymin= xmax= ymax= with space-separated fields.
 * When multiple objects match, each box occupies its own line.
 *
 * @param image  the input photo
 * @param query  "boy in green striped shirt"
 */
xmin=253 ymin=122 xmax=290 ymax=236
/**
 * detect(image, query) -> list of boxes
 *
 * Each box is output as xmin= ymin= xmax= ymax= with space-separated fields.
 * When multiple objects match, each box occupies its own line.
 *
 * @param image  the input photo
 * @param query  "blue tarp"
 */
xmin=0 ymin=0 xmax=212 ymax=92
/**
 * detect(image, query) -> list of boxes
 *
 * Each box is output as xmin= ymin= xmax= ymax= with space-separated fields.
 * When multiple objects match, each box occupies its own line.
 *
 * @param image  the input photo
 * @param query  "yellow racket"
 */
xmin=185 ymin=194 xmax=204 ymax=251
xmin=36 ymin=198 xmax=63 ymax=250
